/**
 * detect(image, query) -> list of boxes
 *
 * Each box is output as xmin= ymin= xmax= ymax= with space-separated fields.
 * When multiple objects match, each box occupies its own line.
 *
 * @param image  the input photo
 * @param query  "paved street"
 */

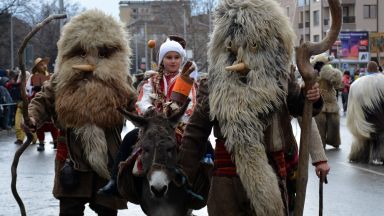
xmin=1 ymin=113 xmax=384 ymax=215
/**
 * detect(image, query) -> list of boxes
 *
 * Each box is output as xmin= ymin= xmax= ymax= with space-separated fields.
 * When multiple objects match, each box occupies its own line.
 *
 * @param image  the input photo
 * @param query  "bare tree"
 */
xmin=188 ymin=0 xmax=216 ymax=72
xmin=0 ymin=0 xmax=83 ymax=70
xmin=0 ymin=0 xmax=21 ymax=15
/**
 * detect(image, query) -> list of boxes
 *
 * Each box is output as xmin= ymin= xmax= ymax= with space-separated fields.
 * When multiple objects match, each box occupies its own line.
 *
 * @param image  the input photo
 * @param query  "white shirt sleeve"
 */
xmin=136 ymin=78 xmax=155 ymax=115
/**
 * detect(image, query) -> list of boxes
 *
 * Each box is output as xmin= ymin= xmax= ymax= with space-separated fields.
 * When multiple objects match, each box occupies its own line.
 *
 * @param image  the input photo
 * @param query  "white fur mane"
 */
xmin=347 ymin=73 xmax=384 ymax=138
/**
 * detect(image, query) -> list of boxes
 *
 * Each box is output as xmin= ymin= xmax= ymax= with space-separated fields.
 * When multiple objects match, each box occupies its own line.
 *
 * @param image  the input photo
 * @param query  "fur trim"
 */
xmin=75 ymin=124 xmax=110 ymax=179
xmin=319 ymin=65 xmax=343 ymax=88
xmin=347 ymin=74 xmax=384 ymax=160
xmin=234 ymin=144 xmax=285 ymax=215
xmin=208 ymin=0 xmax=294 ymax=215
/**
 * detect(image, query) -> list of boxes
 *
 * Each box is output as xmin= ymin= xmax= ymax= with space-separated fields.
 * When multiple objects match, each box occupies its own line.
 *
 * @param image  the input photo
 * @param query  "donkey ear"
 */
xmin=118 ymin=107 xmax=148 ymax=128
xmin=168 ymin=98 xmax=191 ymax=128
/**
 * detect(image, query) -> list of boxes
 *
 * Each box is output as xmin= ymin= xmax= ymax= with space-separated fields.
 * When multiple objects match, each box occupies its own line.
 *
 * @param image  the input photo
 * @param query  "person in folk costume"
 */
xmin=28 ymin=57 xmax=59 ymax=151
xmin=98 ymin=36 xmax=207 ymax=196
xmin=347 ymin=61 xmax=384 ymax=165
xmin=27 ymin=10 xmax=137 ymax=215
xmin=311 ymin=54 xmax=343 ymax=149
xmin=288 ymin=63 xmax=330 ymax=212
xmin=341 ymin=70 xmax=351 ymax=114
xmin=177 ymin=0 xmax=330 ymax=215
xmin=14 ymin=70 xmax=39 ymax=144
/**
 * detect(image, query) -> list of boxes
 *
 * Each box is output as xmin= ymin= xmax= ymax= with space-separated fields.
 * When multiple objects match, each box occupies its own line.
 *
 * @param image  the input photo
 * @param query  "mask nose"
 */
xmin=72 ymin=64 xmax=95 ymax=72
xmin=225 ymin=46 xmax=249 ymax=75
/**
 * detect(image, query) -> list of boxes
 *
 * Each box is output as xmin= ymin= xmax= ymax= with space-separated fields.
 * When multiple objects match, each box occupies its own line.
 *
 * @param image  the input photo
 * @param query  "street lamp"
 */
xmin=10 ymin=14 xmax=14 ymax=69
xmin=144 ymin=22 xmax=148 ymax=70
xmin=135 ymin=34 xmax=139 ymax=73
xmin=59 ymin=0 xmax=64 ymax=30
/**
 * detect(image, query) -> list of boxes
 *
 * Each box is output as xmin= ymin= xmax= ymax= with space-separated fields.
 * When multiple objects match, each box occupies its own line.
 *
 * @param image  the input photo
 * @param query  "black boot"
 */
xmin=37 ymin=142 xmax=45 ymax=151
xmin=98 ymin=128 xmax=139 ymax=196
xmin=97 ymin=179 xmax=118 ymax=196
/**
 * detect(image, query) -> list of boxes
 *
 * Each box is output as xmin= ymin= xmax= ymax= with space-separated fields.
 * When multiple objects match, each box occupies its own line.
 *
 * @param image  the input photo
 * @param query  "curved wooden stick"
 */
xmin=11 ymin=14 xmax=66 ymax=216
xmin=294 ymin=1 xmax=341 ymax=216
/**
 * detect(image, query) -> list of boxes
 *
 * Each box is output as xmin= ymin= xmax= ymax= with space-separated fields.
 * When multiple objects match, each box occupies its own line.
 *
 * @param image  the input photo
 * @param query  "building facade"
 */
xmin=118 ymin=0 xmax=192 ymax=73
xmin=279 ymin=0 xmax=384 ymax=69
xmin=279 ymin=0 xmax=384 ymax=43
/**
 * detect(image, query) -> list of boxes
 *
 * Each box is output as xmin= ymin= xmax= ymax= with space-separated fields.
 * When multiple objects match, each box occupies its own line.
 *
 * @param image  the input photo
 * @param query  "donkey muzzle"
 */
xmin=148 ymin=169 xmax=170 ymax=198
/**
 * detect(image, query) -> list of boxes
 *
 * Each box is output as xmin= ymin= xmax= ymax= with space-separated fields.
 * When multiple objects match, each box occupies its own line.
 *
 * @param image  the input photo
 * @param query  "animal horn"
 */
xmin=72 ymin=64 xmax=95 ymax=72
xmin=225 ymin=62 xmax=246 ymax=72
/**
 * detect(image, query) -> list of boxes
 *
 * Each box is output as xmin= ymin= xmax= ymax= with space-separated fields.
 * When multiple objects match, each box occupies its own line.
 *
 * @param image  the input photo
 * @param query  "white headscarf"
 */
xmin=158 ymin=39 xmax=186 ymax=65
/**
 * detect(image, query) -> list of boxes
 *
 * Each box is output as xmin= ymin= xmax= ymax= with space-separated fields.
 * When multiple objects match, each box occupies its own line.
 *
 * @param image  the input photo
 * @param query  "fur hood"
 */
xmin=319 ymin=64 xmax=343 ymax=88
xmin=55 ymin=9 xmax=131 ymax=75
xmin=207 ymin=0 xmax=295 ymax=215
xmin=53 ymin=10 xmax=134 ymax=179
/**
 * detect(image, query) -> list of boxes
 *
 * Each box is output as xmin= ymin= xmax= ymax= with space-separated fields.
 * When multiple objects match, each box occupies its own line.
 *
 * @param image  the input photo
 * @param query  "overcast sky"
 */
xmin=78 ymin=0 xmax=120 ymax=19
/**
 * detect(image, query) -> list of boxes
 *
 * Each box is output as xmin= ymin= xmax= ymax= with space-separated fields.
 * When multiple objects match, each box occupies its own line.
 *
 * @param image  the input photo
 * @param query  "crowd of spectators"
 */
xmin=0 ymin=68 xmax=21 ymax=131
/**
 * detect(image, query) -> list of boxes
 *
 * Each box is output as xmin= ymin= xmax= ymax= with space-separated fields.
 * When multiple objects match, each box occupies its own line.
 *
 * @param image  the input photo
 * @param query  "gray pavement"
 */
xmin=0 ymin=124 xmax=207 ymax=216
xmin=295 ymin=116 xmax=384 ymax=216
xmin=1 ymin=113 xmax=384 ymax=215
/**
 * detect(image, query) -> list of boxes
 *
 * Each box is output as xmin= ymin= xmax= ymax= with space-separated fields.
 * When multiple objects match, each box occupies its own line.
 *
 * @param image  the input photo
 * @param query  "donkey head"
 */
xmin=119 ymin=100 xmax=190 ymax=198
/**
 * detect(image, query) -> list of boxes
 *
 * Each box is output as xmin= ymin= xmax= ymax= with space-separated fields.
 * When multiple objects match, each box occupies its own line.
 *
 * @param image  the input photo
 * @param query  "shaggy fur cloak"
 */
xmin=347 ymin=73 xmax=384 ymax=162
xmin=315 ymin=63 xmax=342 ymax=147
xmin=208 ymin=0 xmax=295 ymax=215
xmin=53 ymin=10 xmax=134 ymax=179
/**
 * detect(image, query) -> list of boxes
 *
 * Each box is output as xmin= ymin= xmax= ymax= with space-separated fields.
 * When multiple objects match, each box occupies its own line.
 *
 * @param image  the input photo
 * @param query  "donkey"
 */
xmin=347 ymin=73 xmax=384 ymax=165
xmin=117 ymin=101 xmax=210 ymax=216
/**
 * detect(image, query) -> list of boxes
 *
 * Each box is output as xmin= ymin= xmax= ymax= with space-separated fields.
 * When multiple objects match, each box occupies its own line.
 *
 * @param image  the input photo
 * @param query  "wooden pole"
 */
xmin=11 ymin=14 xmax=67 ymax=216
xmin=293 ymin=1 xmax=341 ymax=215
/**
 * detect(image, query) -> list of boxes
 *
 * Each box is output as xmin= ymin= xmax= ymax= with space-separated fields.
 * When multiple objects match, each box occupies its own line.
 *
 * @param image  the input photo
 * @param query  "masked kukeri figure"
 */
xmin=27 ymin=10 xmax=137 ymax=215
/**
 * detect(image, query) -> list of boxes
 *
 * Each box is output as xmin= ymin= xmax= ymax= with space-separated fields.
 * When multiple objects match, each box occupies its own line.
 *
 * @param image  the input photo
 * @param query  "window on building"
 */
xmin=364 ymin=5 xmax=377 ymax=19
xmin=298 ymin=0 xmax=309 ymax=7
xmin=305 ymin=34 xmax=310 ymax=41
xmin=343 ymin=6 xmax=349 ymax=16
xmin=314 ymin=35 xmax=320 ymax=42
xmin=300 ymin=11 xmax=304 ymax=23
xmin=298 ymin=0 xmax=304 ymax=6
xmin=313 ymin=10 xmax=319 ymax=26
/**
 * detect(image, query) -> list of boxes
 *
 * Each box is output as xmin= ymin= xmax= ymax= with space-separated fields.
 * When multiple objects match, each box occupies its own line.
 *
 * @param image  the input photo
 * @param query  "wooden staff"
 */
xmin=319 ymin=174 xmax=328 ymax=216
xmin=293 ymin=1 xmax=341 ymax=216
xmin=11 ymin=14 xmax=66 ymax=216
